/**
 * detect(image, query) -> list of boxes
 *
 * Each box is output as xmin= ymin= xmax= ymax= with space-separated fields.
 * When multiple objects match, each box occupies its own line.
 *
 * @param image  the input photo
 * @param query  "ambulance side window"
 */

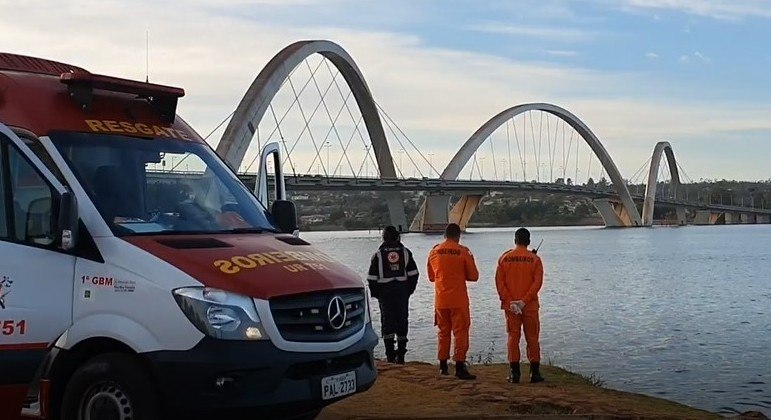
xmin=19 ymin=133 xmax=66 ymax=184
xmin=2 ymin=142 xmax=56 ymax=246
xmin=0 ymin=142 xmax=7 ymax=238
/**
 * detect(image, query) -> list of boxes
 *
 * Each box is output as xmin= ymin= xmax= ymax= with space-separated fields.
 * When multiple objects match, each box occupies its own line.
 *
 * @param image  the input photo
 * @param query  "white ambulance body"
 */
xmin=0 ymin=53 xmax=377 ymax=420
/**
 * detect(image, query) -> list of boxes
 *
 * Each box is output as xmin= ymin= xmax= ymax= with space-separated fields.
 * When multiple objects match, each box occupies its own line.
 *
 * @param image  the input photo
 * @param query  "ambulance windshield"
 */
xmin=50 ymin=132 xmax=279 ymax=236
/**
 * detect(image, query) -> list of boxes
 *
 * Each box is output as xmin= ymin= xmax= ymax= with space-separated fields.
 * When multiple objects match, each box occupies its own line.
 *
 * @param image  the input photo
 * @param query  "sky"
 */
xmin=2 ymin=0 xmax=771 ymax=181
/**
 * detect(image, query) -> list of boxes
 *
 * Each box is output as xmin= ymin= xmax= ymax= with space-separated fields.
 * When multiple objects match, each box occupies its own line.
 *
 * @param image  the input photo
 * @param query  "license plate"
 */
xmin=321 ymin=371 xmax=356 ymax=400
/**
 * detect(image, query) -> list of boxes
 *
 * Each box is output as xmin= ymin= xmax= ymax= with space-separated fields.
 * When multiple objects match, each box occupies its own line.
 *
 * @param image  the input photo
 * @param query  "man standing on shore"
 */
xmin=495 ymin=227 xmax=545 ymax=384
xmin=367 ymin=226 xmax=419 ymax=364
xmin=427 ymin=223 xmax=479 ymax=380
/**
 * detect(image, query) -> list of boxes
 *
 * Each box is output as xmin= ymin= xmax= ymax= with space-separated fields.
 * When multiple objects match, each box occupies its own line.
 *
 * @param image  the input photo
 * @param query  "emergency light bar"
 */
xmin=60 ymin=72 xmax=185 ymax=123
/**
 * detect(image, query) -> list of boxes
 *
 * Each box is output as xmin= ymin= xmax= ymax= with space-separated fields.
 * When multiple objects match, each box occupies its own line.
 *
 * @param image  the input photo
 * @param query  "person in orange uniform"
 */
xmin=495 ymin=227 xmax=545 ymax=384
xmin=427 ymin=223 xmax=479 ymax=380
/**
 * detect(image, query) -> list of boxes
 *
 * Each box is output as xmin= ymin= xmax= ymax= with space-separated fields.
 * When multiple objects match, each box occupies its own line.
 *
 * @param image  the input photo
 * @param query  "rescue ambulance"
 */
xmin=0 ymin=53 xmax=377 ymax=419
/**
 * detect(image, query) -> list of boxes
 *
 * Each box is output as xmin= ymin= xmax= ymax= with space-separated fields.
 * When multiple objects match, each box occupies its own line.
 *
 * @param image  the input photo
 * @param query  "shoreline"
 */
xmin=320 ymin=362 xmax=766 ymax=419
xmin=296 ymin=219 xmax=698 ymax=232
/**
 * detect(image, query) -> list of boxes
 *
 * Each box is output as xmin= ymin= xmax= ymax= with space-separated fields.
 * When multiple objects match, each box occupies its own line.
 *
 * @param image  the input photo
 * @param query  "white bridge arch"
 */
xmin=218 ymin=40 xmax=699 ymax=231
xmin=411 ymin=103 xmax=644 ymax=231
xmin=216 ymin=40 xmax=408 ymax=230
xmin=642 ymin=141 xmax=685 ymax=226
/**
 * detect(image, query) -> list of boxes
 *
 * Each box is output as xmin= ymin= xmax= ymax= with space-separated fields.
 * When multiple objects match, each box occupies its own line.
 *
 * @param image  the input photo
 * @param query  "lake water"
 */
xmin=303 ymin=225 xmax=771 ymax=416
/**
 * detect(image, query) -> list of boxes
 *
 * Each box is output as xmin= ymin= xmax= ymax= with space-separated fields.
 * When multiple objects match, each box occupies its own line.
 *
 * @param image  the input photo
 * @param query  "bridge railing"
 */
xmin=144 ymin=170 xmax=771 ymax=215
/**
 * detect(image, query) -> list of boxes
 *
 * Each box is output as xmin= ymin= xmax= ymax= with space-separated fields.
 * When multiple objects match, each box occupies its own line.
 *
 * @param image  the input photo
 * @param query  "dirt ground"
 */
xmin=319 ymin=361 xmax=740 ymax=419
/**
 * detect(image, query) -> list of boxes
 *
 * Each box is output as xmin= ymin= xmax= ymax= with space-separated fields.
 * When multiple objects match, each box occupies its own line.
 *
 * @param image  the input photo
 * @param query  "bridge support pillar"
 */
xmin=449 ymin=195 xmax=483 ymax=231
xmin=675 ymin=207 xmax=687 ymax=226
xmin=592 ymin=198 xmax=640 ymax=227
xmin=757 ymin=214 xmax=770 ymax=224
xmin=695 ymin=210 xmax=733 ymax=225
xmin=739 ymin=213 xmax=755 ymax=224
xmin=409 ymin=194 xmax=451 ymax=233
xmin=694 ymin=210 xmax=714 ymax=225
xmin=384 ymin=191 xmax=409 ymax=233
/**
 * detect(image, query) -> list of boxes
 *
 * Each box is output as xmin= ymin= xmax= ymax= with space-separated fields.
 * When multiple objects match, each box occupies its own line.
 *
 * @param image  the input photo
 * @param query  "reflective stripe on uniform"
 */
xmin=375 ymin=276 xmax=408 ymax=283
xmin=376 ymin=252 xmax=384 ymax=279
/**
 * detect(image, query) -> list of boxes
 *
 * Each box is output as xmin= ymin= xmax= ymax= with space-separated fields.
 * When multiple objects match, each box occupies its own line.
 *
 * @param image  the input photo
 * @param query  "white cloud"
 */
xmin=646 ymin=52 xmax=660 ymax=59
xmin=466 ymin=22 xmax=593 ymax=42
xmin=191 ymin=0 xmax=336 ymax=4
xmin=0 ymin=0 xmax=768 ymax=180
xmin=693 ymin=51 xmax=710 ymax=62
xmin=620 ymin=0 xmax=771 ymax=20
xmin=678 ymin=51 xmax=710 ymax=63
xmin=546 ymin=50 xmax=579 ymax=57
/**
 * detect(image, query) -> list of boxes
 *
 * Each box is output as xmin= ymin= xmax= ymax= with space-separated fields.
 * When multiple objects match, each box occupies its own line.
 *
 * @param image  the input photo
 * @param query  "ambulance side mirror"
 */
xmin=271 ymin=200 xmax=298 ymax=234
xmin=58 ymin=190 xmax=79 ymax=251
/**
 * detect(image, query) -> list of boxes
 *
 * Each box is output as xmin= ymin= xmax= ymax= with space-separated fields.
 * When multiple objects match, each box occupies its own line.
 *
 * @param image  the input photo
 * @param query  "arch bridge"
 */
xmin=214 ymin=40 xmax=770 ymax=232
xmin=216 ymin=39 xmax=408 ymax=231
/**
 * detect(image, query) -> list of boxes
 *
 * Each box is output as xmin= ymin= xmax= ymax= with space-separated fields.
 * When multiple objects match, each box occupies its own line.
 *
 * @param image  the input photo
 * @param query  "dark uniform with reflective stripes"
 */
xmin=367 ymin=240 xmax=419 ymax=363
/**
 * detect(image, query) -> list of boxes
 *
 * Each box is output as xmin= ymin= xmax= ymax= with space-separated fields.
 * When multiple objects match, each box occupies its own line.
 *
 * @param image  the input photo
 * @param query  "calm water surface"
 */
xmin=303 ymin=225 xmax=771 ymax=416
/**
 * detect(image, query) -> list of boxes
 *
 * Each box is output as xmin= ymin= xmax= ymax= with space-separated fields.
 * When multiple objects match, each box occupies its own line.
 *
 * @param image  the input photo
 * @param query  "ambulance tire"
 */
xmin=60 ymin=353 xmax=161 ymax=420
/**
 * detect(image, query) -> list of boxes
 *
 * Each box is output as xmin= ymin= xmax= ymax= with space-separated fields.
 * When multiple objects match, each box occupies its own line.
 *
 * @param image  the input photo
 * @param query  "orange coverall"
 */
xmin=427 ymin=240 xmax=479 ymax=362
xmin=495 ymin=245 xmax=544 ymax=363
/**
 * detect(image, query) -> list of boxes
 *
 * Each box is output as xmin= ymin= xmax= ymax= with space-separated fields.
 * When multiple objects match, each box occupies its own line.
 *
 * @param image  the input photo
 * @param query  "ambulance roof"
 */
xmin=0 ymin=53 xmax=203 ymax=143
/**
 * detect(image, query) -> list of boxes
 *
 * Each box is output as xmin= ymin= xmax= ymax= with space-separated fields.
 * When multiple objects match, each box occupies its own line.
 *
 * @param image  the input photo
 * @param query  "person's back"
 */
xmin=367 ymin=226 xmax=418 ymax=363
xmin=496 ymin=246 xmax=542 ymax=309
xmin=427 ymin=223 xmax=479 ymax=380
xmin=495 ymin=227 xmax=545 ymax=384
xmin=427 ymin=240 xmax=478 ymax=310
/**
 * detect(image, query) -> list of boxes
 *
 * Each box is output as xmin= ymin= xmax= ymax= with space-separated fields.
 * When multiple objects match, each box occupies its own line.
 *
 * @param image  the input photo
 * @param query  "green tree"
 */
xmin=329 ymin=208 xmax=346 ymax=221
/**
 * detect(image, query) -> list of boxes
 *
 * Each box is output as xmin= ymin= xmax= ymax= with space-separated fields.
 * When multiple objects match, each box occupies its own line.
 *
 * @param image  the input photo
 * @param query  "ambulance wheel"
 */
xmin=61 ymin=353 xmax=160 ymax=420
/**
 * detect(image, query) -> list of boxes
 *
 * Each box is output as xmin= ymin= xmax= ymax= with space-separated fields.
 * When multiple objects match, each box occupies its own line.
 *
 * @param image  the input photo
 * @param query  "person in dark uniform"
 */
xmin=367 ymin=225 xmax=419 ymax=364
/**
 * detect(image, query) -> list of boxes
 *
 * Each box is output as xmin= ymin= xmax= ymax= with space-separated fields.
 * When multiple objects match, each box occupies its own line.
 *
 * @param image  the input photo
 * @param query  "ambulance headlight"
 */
xmin=206 ymin=306 xmax=241 ymax=331
xmin=173 ymin=287 xmax=268 ymax=341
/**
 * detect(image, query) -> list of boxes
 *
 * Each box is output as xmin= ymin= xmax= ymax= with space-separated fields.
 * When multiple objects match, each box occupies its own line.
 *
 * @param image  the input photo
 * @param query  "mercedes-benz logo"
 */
xmin=327 ymin=295 xmax=347 ymax=330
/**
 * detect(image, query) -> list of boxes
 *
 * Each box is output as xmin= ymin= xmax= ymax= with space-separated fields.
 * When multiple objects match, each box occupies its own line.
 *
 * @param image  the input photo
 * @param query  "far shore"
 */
xmin=296 ymin=217 xmax=698 ymax=232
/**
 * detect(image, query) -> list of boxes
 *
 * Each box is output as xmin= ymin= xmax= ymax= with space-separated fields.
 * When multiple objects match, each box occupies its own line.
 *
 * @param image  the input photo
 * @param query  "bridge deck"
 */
xmin=149 ymin=172 xmax=771 ymax=215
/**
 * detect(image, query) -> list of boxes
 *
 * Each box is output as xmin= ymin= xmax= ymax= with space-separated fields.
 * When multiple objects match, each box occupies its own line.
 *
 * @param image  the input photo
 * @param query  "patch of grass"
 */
xmin=469 ymin=341 xmax=497 ymax=366
xmin=539 ymin=359 xmax=606 ymax=387
xmin=509 ymin=402 xmax=574 ymax=415
xmin=584 ymin=372 xmax=607 ymax=387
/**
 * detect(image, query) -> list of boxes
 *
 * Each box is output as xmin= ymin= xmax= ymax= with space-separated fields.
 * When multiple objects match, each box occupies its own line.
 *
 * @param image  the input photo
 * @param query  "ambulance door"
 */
xmin=254 ymin=142 xmax=285 ymax=206
xmin=0 ymin=123 xmax=76 ymax=417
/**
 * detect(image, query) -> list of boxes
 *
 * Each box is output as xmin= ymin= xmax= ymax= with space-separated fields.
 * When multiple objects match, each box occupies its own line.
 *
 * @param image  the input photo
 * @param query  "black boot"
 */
xmin=396 ymin=338 xmax=408 ymax=364
xmin=439 ymin=360 xmax=449 ymax=376
xmin=455 ymin=361 xmax=476 ymax=380
xmin=507 ymin=362 xmax=521 ymax=384
xmin=384 ymin=337 xmax=396 ymax=363
xmin=530 ymin=362 xmax=545 ymax=383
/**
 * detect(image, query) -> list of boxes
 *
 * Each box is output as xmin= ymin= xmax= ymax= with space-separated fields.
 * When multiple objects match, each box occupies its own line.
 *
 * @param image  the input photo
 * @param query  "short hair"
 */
xmin=382 ymin=225 xmax=400 ymax=242
xmin=445 ymin=223 xmax=461 ymax=239
xmin=514 ymin=227 xmax=530 ymax=246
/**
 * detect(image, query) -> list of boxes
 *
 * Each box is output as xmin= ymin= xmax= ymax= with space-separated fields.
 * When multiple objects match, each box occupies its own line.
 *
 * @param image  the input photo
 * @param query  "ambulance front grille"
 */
xmin=269 ymin=289 xmax=366 ymax=343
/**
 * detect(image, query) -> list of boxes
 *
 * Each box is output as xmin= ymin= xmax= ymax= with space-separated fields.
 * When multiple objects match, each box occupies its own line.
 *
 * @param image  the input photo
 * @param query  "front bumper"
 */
xmin=144 ymin=324 xmax=378 ymax=418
